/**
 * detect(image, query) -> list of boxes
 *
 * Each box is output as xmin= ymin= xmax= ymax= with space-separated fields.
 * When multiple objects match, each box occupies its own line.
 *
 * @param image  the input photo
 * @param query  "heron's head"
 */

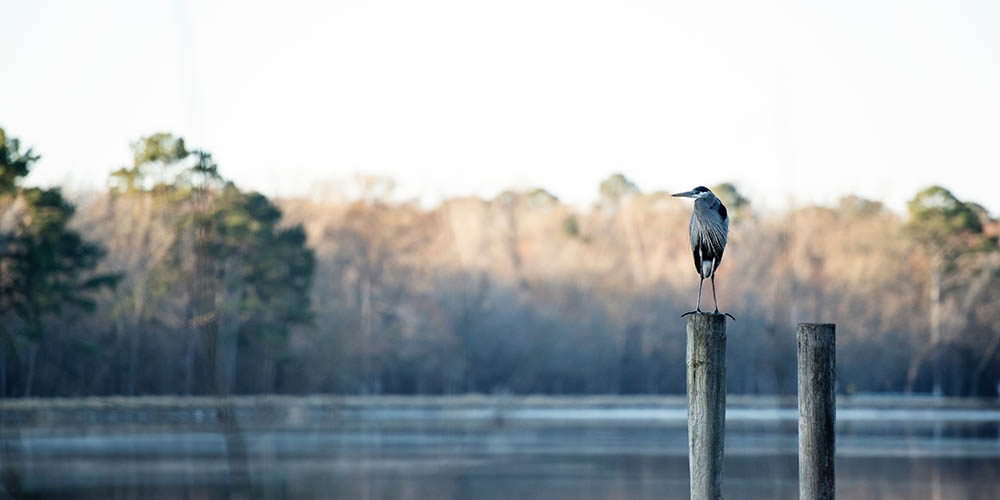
xmin=671 ymin=186 xmax=712 ymax=199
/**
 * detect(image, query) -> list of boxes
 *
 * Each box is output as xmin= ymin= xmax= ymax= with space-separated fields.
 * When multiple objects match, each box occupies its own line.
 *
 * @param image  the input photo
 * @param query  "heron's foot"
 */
xmin=710 ymin=306 xmax=737 ymax=321
xmin=683 ymin=310 xmax=735 ymax=320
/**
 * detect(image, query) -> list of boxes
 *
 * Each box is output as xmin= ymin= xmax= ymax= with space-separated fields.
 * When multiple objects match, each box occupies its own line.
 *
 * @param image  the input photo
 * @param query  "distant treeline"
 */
xmin=2 ymin=129 xmax=999 ymax=398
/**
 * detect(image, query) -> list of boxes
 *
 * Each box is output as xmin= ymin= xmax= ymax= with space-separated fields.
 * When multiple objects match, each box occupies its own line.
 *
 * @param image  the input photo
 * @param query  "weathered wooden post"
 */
xmin=686 ymin=313 xmax=727 ymax=500
xmin=797 ymin=323 xmax=836 ymax=500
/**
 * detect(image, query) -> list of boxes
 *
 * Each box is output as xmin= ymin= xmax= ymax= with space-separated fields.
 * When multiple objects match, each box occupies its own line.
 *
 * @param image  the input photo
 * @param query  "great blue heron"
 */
xmin=672 ymin=186 xmax=734 ymax=319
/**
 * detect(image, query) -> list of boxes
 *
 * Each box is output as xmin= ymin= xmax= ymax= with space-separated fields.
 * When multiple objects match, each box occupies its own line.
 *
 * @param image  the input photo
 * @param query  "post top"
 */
xmin=684 ymin=313 xmax=729 ymax=329
xmin=685 ymin=312 xmax=730 ymax=318
xmin=796 ymin=323 xmax=836 ymax=329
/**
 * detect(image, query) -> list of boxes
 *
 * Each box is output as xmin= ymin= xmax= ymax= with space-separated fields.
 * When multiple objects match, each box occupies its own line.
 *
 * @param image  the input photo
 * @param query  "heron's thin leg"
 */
xmin=696 ymin=277 xmax=704 ymax=312
xmin=681 ymin=278 xmax=707 ymax=318
xmin=711 ymin=274 xmax=719 ymax=314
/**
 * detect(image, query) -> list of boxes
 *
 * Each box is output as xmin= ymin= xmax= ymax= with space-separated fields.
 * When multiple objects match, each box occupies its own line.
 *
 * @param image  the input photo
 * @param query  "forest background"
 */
xmin=2 ymin=129 xmax=999 ymax=399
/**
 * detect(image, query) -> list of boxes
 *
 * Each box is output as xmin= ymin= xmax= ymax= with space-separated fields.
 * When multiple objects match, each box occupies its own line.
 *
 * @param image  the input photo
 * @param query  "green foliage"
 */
xmin=110 ymin=132 xmax=222 ymax=196
xmin=131 ymin=133 xmax=189 ymax=171
xmin=0 ymin=129 xmax=118 ymax=342
xmin=598 ymin=173 xmax=639 ymax=206
xmin=562 ymin=215 xmax=580 ymax=237
xmin=199 ymin=185 xmax=315 ymax=337
xmin=525 ymin=188 xmax=559 ymax=207
xmin=124 ymin=133 xmax=316 ymax=363
xmin=0 ymin=128 xmax=38 ymax=195
xmin=906 ymin=186 xmax=983 ymax=249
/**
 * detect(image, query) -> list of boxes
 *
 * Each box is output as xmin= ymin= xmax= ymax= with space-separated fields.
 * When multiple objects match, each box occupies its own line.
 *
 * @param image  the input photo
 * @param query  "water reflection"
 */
xmin=1 ymin=399 xmax=998 ymax=499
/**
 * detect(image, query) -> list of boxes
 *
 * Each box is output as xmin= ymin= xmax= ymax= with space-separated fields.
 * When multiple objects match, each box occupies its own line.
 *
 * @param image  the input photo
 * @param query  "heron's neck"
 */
xmin=694 ymin=195 xmax=718 ymax=210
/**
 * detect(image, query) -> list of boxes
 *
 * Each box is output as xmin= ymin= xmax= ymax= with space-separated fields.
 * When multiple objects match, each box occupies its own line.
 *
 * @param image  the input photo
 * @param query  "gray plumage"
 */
xmin=690 ymin=193 xmax=729 ymax=279
xmin=673 ymin=186 xmax=730 ymax=315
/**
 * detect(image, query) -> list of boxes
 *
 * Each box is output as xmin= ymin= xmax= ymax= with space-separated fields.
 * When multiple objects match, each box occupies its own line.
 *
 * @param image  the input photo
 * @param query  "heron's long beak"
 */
xmin=672 ymin=190 xmax=696 ymax=198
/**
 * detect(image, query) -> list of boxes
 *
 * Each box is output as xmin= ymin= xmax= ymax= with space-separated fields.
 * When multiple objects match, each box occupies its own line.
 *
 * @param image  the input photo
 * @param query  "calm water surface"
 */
xmin=2 ymin=399 xmax=999 ymax=499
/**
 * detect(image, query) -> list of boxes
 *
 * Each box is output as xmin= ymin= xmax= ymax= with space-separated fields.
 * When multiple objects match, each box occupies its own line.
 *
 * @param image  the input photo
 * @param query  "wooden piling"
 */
xmin=686 ymin=313 xmax=727 ymax=500
xmin=797 ymin=323 xmax=836 ymax=500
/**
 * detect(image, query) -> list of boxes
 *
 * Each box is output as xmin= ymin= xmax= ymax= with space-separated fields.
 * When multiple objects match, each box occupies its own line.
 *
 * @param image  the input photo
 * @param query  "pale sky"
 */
xmin=2 ymin=0 xmax=999 ymax=214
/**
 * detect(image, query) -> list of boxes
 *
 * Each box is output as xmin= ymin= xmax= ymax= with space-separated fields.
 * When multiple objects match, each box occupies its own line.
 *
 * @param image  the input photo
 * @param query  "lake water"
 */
xmin=2 ymin=397 xmax=999 ymax=499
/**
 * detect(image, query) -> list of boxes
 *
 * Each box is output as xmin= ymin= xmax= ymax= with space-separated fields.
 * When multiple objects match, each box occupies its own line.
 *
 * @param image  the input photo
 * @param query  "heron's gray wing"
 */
xmin=711 ymin=203 xmax=729 ymax=273
xmin=712 ymin=240 xmax=725 ymax=273
xmin=689 ymin=215 xmax=703 ymax=274
xmin=690 ymin=201 xmax=730 ymax=276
